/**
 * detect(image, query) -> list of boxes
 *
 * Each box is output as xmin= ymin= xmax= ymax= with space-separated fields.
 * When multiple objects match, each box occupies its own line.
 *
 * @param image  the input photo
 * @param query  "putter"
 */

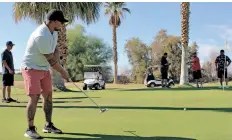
xmin=69 ymin=79 xmax=108 ymax=113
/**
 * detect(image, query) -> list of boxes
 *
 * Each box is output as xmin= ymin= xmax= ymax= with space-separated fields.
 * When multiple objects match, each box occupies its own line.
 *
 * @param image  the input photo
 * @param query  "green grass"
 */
xmin=0 ymin=83 xmax=232 ymax=140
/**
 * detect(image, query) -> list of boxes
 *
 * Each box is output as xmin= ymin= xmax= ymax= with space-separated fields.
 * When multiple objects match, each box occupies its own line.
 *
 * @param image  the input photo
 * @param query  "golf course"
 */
xmin=0 ymin=76 xmax=232 ymax=140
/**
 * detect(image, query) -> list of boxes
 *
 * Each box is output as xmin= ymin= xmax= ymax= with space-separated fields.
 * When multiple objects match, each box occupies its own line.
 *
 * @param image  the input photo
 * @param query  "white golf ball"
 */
xmin=184 ymin=108 xmax=186 ymax=111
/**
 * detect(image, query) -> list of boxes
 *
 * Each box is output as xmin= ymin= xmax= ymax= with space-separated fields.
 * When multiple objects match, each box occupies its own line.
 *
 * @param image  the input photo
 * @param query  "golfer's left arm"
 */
xmin=215 ymin=57 xmax=219 ymax=70
xmin=54 ymin=47 xmax=60 ymax=63
xmin=227 ymin=56 xmax=231 ymax=66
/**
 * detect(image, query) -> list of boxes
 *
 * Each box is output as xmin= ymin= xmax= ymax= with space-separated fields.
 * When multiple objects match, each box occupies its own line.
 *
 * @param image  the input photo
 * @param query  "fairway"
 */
xmin=0 ymin=82 xmax=232 ymax=140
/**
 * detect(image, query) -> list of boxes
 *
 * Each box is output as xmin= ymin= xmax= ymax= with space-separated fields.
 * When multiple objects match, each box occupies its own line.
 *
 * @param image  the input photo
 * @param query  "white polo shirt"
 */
xmin=21 ymin=22 xmax=58 ymax=71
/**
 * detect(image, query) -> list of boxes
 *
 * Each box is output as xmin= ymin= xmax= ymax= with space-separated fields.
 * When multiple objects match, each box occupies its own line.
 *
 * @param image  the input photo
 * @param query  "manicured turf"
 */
xmin=0 ymin=83 xmax=232 ymax=140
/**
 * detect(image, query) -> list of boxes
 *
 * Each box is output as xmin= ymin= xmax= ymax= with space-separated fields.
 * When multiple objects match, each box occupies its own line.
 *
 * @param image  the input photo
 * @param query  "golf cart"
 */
xmin=83 ymin=65 xmax=106 ymax=90
xmin=144 ymin=67 xmax=175 ymax=88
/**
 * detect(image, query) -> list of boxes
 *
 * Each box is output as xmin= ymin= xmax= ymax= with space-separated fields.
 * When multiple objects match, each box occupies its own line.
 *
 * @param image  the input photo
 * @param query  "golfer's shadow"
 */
xmin=43 ymin=132 xmax=196 ymax=140
xmin=53 ymin=97 xmax=101 ymax=100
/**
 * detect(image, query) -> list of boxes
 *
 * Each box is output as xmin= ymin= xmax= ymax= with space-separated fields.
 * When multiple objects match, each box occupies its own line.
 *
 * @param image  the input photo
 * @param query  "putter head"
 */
xmin=100 ymin=108 xmax=108 ymax=113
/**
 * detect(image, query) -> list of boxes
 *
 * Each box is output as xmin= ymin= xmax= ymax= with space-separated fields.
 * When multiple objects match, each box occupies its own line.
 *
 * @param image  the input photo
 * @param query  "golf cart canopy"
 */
xmin=84 ymin=65 xmax=103 ymax=72
xmin=83 ymin=65 xmax=109 ymax=79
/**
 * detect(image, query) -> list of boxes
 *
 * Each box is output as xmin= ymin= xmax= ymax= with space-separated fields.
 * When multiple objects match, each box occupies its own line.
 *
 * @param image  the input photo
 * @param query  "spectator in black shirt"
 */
xmin=1 ymin=41 xmax=16 ymax=103
xmin=215 ymin=49 xmax=231 ymax=88
xmin=160 ymin=52 xmax=169 ymax=87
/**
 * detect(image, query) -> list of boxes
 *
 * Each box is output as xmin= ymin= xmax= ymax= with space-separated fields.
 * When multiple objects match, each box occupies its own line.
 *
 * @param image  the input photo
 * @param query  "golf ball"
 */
xmin=184 ymin=108 xmax=186 ymax=111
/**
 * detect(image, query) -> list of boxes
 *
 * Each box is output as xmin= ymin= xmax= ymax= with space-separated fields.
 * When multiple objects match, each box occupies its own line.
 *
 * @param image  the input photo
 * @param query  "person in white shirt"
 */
xmin=21 ymin=9 xmax=70 ymax=139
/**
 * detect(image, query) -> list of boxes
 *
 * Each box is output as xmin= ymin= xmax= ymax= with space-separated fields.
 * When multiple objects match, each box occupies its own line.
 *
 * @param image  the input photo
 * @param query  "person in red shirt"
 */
xmin=191 ymin=52 xmax=203 ymax=88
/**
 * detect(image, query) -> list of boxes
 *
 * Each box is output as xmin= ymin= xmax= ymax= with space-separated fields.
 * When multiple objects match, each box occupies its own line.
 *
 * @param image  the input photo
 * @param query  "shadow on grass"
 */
xmin=18 ymin=100 xmax=82 ymax=104
xmin=115 ymin=86 xmax=232 ymax=92
xmin=54 ymin=89 xmax=82 ymax=93
xmin=53 ymin=97 xmax=100 ymax=100
xmin=1 ymin=104 xmax=232 ymax=113
xmin=105 ymin=88 xmax=123 ymax=90
xmin=43 ymin=132 xmax=196 ymax=140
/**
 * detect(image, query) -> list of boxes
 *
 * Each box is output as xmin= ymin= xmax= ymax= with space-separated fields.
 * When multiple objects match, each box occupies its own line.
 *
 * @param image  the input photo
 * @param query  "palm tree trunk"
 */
xmin=180 ymin=2 xmax=190 ymax=85
xmin=52 ymin=25 xmax=69 ymax=91
xmin=113 ymin=23 xmax=118 ymax=84
xmin=180 ymin=47 xmax=189 ymax=84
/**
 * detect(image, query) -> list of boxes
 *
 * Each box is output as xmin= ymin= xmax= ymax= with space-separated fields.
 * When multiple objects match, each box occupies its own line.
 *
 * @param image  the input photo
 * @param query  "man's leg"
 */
xmin=192 ymin=71 xmax=197 ymax=87
xmin=225 ymin=78 xmax=228 ymax=86
xmin=161 ymin=79 xmax=164 ymax=87
xmin=164 ymin=71 xmax=168 ymax=87
xmin=195 ymin=79 xmax=199 ymax=87
xmin=24 ymin=94 xmax=42 ymax=139
xmin=164 ymin=79 xmax=167 ymax=87
xmin=2 ymin=86 xmax=6 ymax=99
xmin=7 ymin=86 xmax=11 ymax=98
xmin=2 ymin=74 xmax=9 ymax=103
xmin=197 ymin=70 xmax=202 ymax=88
xmin=218 ymin=70 xmax=223 ymax=88
xmin=42 ymin=92 xmax=53 ymax=125
xmin=41 ymin=71 xmax=62 ymax=134
xmin=6 ymin=74 xmax=17 ymax=102
xmin=27 ymin=95 xmax=40 ymax=127
xmin=161 ymin=70 xmax=164 ymax=87
xmin=6 ymin=86 xmax=17 ymax=102
xmin=161 ymin=70 xmax=167 ymax=87
xmin=22 ymin=68 xmax=42 ymax=139
xmin=225 ymin=70 xmax=229 ymax=88
xmin=2 ymin=86 xmax=8 ymax=103
xmin=199 ymin=70 xmax=203 ymax=87
xmin=199 ymin=78 xmax=203 ymax=87
xmin=220 ymin=78 xmax=223 ymax=86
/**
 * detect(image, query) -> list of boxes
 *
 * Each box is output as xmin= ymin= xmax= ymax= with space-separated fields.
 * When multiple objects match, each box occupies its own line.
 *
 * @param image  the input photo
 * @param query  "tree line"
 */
xmin=123 ymin=29 xmax=199 ymax=84
xmin=13 ymin=2 xmax=191 ymax=90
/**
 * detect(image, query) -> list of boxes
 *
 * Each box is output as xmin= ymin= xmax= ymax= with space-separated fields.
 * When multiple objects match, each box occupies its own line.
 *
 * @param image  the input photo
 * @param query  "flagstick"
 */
xmin=223 ymin=54 xmax=225 ymax=92
xmin=223 ymin=39 xmax=229 ymax=91
xmin=223 ymin=40 xmax=226 ymax=91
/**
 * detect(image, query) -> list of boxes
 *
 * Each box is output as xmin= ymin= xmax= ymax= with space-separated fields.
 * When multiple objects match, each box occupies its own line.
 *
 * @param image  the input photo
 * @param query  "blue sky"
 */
xmin=1 ymin=2 xmax=232 ymax=72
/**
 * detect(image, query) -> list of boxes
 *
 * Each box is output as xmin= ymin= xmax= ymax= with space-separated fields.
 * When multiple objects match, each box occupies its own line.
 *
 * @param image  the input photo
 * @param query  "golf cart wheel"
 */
xmin=83 ymin=84 xmax=87 ymax=90
xmin=150 ymin=83 xmax=156 ymax=88
xmin=169 ymin=83 xmax=174 ymax=87
xmin=95 ymin=83 xmax=100 ymax=90
xmin=102 ymin=86 xmax=105 ymax=90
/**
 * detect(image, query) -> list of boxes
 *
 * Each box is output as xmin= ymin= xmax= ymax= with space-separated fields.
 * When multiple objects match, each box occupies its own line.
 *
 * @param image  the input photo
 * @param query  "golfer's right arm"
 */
xmin=35 ymin=36 xmax=69 ymax=79
xmin=215 ymin=57 xmax=218 ymax=70
xmin=2 ymin=61 xmax=10 ymax=71
xmin=1 ymin=53 xmax=13 ymax=73
xmin=43 ymin=53 xmax=68 ymax=77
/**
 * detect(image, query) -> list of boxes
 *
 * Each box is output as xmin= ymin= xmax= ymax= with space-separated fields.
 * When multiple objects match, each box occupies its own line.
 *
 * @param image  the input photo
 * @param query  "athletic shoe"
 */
xmin=219 ymin=86 xmax=223 ymax=89
xmin=24 ymin=126 xmax=43 ymax=139
xmin=2 ymin=98 xmax=10 ymax=103
xmin=7 ymin=97 xmax=17 ymax=102
xmin=42 ymin=122 xmax=62 ymax=134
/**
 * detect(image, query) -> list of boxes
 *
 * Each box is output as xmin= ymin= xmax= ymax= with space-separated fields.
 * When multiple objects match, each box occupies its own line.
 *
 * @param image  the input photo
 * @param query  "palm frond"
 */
xmin=13 ymin=2 xmax=102 ymax=25
xmin=104 ymin=2 xmax=130 ymax=27
xmin=122 ymin=8 xmax=130 ymax=14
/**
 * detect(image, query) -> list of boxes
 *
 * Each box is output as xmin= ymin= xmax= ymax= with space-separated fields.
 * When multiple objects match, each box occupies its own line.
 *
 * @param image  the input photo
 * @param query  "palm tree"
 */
xmin=104 ymin=2 xmax=130 ymax=84
xmin=180 ymin=2 xmax=190 ymax=85
xmin=13 ymin=2 xmax=101 ymax=91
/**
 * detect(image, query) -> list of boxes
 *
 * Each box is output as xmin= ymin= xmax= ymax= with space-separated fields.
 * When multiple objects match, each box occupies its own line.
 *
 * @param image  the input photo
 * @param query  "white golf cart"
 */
xmin=83 ymin=65 xmax=106 ymax=90
xmin=144 ymin=66 xmax=175 ymax=88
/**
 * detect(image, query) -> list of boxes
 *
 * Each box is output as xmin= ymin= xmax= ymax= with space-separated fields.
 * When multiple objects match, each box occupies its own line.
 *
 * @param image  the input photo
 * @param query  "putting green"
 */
xmin=0 ymin=82 xmax=232 ymax=140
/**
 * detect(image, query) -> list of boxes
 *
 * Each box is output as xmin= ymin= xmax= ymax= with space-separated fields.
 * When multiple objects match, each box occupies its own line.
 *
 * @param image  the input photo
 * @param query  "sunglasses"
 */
xmin=55 ymin=20 xmax=66 ymax=25
xmin=8 ymin=44 xmax=14 ymax=47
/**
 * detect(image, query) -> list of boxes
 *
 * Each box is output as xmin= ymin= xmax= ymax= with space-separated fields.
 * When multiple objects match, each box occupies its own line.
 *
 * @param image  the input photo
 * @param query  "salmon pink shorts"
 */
xmin=21 ymin=68 xmax=52 ymax=96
